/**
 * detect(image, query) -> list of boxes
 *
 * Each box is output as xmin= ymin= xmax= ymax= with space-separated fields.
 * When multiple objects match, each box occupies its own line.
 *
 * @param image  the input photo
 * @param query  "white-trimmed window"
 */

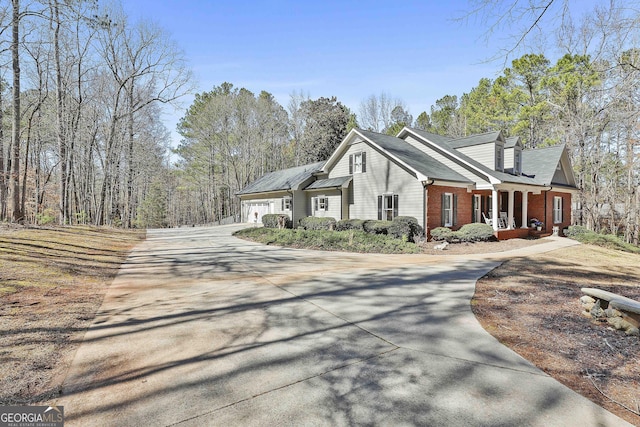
xmin=442 ymin=193 xmax=456 ymax=227
xmin=514 ymin=150 xmax=522 ymax=175
xmin=377 ymin=194 xmax=398 ymax=221
xmin=282 ymin=197 xmax=292 ymax=211
xmin=553 ymin=196 xmax=563 ymax=224
xmin=349 ymin=152 xmax=367 ymax=174
xmin=473 ymin=194 xmax=482 ymax=223
xmin=496 ymin=146 xmax=504 ymax=172
xmin=314 ymin=196 xmax=328 ymax=212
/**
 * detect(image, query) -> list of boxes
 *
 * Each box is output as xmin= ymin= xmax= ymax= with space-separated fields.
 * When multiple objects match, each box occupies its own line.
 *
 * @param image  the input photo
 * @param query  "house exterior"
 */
xmin=237 ymin=127 xmax=578 ymax=239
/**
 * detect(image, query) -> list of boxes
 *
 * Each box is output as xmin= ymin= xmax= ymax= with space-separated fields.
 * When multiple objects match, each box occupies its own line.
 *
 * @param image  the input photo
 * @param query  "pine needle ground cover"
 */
xmin=473 ymin=245 xmax=640 ymax=425
xmin=0 ymin=225 xmax=144 ymax=404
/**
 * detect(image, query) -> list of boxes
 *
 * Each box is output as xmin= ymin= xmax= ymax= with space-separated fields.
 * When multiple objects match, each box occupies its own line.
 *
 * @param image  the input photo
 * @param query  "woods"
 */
xmin=0 ymin=0 xmax=189 ymax=227
xmin=0 ymin=0 xmax=638 ymax=246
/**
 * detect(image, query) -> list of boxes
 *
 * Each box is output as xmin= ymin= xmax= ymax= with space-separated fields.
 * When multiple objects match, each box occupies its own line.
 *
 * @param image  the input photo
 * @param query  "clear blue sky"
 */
xmin=119 ymin=0 xmax=564 ymax=147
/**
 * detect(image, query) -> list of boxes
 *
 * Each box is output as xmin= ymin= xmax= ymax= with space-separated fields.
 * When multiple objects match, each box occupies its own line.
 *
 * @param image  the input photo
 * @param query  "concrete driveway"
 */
xmin=57 ymin=225 xmax=630 ymax=426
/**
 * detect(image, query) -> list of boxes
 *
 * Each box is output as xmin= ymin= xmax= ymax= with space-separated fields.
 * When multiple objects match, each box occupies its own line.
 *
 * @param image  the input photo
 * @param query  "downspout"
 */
xmin=544 ymin=189 xmax=548 ymax=232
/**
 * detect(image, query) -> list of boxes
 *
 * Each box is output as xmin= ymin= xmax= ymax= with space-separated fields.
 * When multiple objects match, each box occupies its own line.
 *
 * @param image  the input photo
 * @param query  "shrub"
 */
xmin=564 ymin=225 xmax=640 ymax=254
xmin=564 ymin=225 xmax=590 ymax=238
xmin=233 ymin=227 xmax=420 ymax=254
xmin=36 ymin=209 xmax=56 ymax=225
xmin=363 ymin=220 xmax=391 ymax=235
xmin=388 ymin=216 xmax=424 ymax=241
xmin=430 ymin=227 xmax=454 ymax=242
xmin=455 ymin=223 xmax=496 ymax=242
xmin=299 ymin=216 xmax=336 ymax=230
xmin=262 ymin=214 xmax=292 ymax=229
xmin=335 ymin=219 xmax=365 ymax=231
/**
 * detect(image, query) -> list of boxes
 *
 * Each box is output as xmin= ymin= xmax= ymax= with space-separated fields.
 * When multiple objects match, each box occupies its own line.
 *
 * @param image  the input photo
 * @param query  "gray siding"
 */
xmin=292 ymin=189 xmax=308 ymax=224
xmin=504 ymin=147 xmax=514 ymax=170
xmin=403 ymin=136 xmax=484 ymax=185
xmin=552 ymin=167 xmax=569 ymax=185
xmin=328 ymin=140 xmax=425 ymax=226
xmin=457 ymin=144 xmax=496 ymax=169
xmin=307 ymin=190 xmax=342 ymax=220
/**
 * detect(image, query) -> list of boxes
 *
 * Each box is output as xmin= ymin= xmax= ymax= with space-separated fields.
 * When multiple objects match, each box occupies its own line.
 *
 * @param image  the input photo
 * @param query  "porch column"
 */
xmin=491 ymin=189 xmax=499 ymax=231
xmin=521 ymin=191 xmax=529 ymax=229
xmin=507 ymin=190 xmax=515 ymax=230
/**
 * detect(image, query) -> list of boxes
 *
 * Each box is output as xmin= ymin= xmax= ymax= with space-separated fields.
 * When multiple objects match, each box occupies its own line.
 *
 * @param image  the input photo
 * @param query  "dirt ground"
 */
xmin=0 ymin=225 xmax=144 ymax=405
xmin=472 ymin=244 xmax=640 ymax=426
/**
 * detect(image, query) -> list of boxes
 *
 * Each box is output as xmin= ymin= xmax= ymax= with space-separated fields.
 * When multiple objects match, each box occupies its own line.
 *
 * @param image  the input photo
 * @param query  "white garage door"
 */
xmin=244 ymin=202 xmax=270 ymax=223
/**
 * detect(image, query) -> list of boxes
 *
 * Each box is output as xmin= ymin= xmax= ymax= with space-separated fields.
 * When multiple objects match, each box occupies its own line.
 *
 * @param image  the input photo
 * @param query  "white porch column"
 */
xmin=507 ymin=190 xmax=515 ymax=230
xmin=491 ymin=189 xmax=499 ymax=230
xmin=521 ymin=191 xmax=529 ymax=229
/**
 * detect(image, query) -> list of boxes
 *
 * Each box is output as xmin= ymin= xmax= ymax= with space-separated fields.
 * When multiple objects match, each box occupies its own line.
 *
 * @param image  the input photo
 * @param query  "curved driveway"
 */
xmin=57 ymin=225 xmax=630 ymax=426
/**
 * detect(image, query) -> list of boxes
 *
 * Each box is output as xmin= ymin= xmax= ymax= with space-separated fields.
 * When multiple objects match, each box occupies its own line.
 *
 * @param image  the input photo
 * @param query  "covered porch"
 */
xmin=479 ymin=185 xmax=550 ymax=240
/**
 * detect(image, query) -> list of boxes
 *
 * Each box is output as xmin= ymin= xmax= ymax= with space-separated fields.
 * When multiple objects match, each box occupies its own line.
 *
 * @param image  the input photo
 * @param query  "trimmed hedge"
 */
xmin=299 ymin=216 xmax=336 ymax=231
xmin=335 ymin=218 xmax=365 ymax=231
xmin=430 ymin=227 xmax=454 ymax=242
xmin=363 ymin=220 xmax=392 ymax=235
xmin=388 ymin=216 xmax=424 ymax=241
xmin=430 ymin=223 xmax=495 ymax=243
xmin=455 ymin=223 xmax=495 ymax=242
xmin=262 ymin=214 xmax=292 ymax=229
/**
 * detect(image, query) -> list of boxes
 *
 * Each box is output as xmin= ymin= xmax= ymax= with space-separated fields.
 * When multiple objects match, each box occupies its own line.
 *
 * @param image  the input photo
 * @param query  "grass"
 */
xmin=234 ymin=227 xmax=421 ymax=254
xmin=0 ymin=225 xmax=145 ymax=404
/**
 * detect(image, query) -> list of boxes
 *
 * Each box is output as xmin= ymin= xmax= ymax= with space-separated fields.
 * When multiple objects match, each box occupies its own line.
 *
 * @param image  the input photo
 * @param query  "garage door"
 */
xmin=243 ymin=202 xmax=270 ymax=223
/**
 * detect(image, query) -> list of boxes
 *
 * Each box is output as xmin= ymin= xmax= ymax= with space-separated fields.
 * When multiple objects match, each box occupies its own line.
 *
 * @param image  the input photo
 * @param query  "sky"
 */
xmin=118 ymin=0 xmax=574 ymax=149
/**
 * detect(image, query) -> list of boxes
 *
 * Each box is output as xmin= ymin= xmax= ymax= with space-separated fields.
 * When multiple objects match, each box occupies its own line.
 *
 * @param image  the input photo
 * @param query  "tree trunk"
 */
xmin=10 ymin=0 xmax=22 ymax=223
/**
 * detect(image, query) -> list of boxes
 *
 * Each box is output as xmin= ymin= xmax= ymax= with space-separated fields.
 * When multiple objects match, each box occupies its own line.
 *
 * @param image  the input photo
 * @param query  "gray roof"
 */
xmin=407 ymin=127 xmax=545 ymax=186
xmin=446 ymin=131 xmax=503 ymax=149
xmin=236 ymin=161 xmax=324 ymax=195
xmin=357 ymin=129 xmax=472 ymax=183
xmin=522 ymin=144 xmax=566 ymax=186
xmin=505 ymin=136 xmax=520 ymax=149
xmin=305 ymin=176 xmax=352 ymax=190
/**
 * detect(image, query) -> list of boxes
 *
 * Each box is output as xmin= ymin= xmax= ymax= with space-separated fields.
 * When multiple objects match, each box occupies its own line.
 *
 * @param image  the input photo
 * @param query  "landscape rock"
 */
xmin=625 ymin=327 xmax=640 ymax=336
xmin=580 ymin=295 xmax=595 ymax=304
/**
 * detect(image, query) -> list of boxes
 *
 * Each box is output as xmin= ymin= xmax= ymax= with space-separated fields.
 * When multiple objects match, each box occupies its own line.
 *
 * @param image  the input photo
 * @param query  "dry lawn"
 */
xmin=0 ymin=225 xmax=144 ymax=404
xmin=473 ymin=244 xmax=640 ymax=426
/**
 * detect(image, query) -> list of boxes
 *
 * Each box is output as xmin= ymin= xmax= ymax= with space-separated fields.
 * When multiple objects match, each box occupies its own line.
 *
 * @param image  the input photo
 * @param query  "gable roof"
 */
xmin=352 ymin=129 xmax=473 ymax=184
xmin=446 ymin=131 xmax=503 ymax=149
xmin=522 ymin=144 xmax=574 ymax=186
xmin=505 ymin=136 xmax=521 ymax=149
xmin=401 ymin=127 xmax=565 ymax=187
xmin=236 ymin=161 xmax=324 ymax=195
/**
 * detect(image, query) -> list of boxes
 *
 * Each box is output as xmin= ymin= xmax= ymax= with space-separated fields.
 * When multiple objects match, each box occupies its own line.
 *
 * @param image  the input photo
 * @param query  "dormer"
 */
xmin=504 ymin=136 xmax=523 ymax=175
xmin=447 ymin=131 xmax=506 ymax=172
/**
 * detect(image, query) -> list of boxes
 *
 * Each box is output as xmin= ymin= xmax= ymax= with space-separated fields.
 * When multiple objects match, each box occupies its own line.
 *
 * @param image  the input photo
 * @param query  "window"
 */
xmin=282 ymin=197 xmax=291 ymax=211
xmin=314 ymin=196 xmax=328 ymax=212
xmin=349 ymin=152 xmax=367 ymax=174
xmin=472 ymin=194 xmax=482 ymax=223
xmin=441 ymin=193 xmax=457 ymax=227
xmin=553 ymin=196 xmax=563 ymax=224
xmin=377 ymin=194 xmax=398 ymax=221
xmin=496 ymin=146 xmax=504 ymax=172
xmin=514 ymin=150 xmax=521 ymax=175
